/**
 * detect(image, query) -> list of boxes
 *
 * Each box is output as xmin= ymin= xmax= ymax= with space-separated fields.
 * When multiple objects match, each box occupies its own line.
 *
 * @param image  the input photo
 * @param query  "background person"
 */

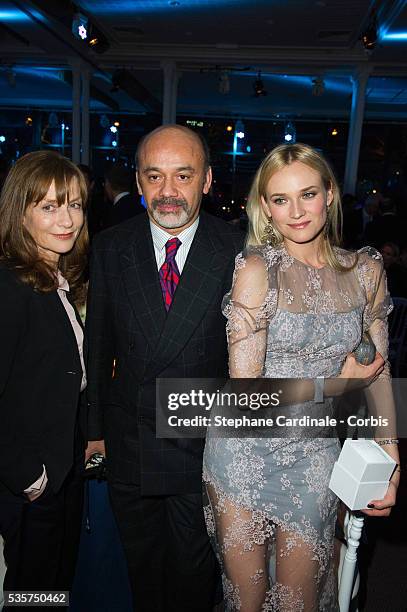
xmin=103 ymin=163 xmax=144 ymax=229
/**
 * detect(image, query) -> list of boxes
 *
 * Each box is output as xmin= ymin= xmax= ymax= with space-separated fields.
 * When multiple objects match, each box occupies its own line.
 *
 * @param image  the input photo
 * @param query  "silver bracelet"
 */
xmin=314 ymin=377 xmax=324 ymax=404
xmin=377 ymin=438 xmax=399 ymax=446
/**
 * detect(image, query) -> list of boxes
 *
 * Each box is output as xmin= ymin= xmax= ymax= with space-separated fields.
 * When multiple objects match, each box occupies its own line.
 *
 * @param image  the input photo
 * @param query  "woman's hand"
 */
xmin=325 ymin=352 xmax=384 ymax=398
xmin=338 ymin=351 xmax=384 ymax=390
xmin=361 ymin=480 xmax=398 ymax=517
xmin=339 ymin=351 xmax=384 ymax=380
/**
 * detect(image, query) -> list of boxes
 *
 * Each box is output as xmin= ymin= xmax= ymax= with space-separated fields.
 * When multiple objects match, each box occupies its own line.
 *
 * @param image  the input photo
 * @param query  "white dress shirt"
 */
xmin=24 ymin=274 xmax=87 ymax=498
xmin=149 ymin=217 xmax=199 ymax=273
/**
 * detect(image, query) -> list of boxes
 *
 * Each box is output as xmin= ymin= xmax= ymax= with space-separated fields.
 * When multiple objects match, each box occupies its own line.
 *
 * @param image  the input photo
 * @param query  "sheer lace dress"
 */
xmin=203 ymin=244 xmax=393 ymax=612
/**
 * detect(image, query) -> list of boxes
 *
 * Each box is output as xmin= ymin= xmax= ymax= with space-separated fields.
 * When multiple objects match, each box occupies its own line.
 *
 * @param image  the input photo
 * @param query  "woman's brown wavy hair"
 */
xmin=0 ymin=150 xmax=88 ymax=301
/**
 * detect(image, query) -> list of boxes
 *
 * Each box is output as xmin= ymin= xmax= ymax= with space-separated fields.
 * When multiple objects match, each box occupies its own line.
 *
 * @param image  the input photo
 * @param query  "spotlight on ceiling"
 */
xmin=312 ymin=77 xmax=325 ymax=96
xmin=72 ymin=12 xmax=88 ymax=41
xmin=219 ymin=70 xmax=230 ymax=95
xmin=361 ymin=16 xmax=378 ymax=51
xmin=284 ymin=121 xmax=296 ymax=143
xmin=331 ymin=127 xmax=338 ymax=136
xmin=88 ymin=26 xmax=110 ymax=54
xmin=253 ymin=72 xmax=267 ymax=97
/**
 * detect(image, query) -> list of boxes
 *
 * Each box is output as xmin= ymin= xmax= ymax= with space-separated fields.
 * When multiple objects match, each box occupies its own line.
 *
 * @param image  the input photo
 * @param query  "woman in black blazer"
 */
xmin=0 ymin=151 xmax=88 ymax=599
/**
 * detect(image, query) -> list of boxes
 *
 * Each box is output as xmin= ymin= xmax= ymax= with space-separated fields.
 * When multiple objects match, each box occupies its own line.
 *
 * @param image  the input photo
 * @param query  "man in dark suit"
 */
xmin=103 ymin=163 xmax=145 ymax=228
xmin=85 ymin=125 xmax=243 ymax=612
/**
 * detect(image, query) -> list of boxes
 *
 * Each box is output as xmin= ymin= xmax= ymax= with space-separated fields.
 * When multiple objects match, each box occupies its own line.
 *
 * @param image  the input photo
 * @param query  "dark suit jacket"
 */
xmin=86 ymin=211 xmax=243 ymax=496
xmin=0 ymin=265 xmax=84 ymax=496
xmin=104 ymin=193 xmax=145 ymax=229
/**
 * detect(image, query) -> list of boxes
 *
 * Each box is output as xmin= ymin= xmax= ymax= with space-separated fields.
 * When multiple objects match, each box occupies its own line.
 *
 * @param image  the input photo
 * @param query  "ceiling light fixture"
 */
xmin=72 ymin=12 xmax=88 ymax=41
xmin=253 ymin=71 xmax=267 ymax=97
xmin=87 ymin=26 xmax=110 ymax=54
xmin=361 ymin=14 xmax=378 ymax=51
xmin=284 ymin=121 xmax=296 ymax=143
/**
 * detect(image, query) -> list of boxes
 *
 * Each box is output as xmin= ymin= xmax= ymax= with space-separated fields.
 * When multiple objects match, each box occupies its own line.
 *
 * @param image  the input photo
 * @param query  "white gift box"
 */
xmin=329 ymin=439 xmax=396 ymax=510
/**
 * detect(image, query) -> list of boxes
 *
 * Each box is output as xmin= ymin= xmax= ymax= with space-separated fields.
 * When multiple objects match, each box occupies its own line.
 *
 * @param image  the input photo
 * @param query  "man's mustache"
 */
xmin=152 ymin=197 xmax=188 ymax=210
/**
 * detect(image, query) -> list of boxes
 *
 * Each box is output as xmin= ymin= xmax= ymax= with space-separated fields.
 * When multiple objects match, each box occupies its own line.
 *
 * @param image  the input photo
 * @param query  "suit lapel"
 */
xmin=147 ymin=213 xmax=227 ymax=377
xmin=120 ymin=215 xmax=166 ymax=351
xmin=40 ymin=291 xmax=81 ymax=369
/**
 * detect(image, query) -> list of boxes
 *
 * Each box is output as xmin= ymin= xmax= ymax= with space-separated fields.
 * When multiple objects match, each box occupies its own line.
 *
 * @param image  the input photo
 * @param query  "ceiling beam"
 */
xmin=110 ymin=69 xmax=161 ymax=114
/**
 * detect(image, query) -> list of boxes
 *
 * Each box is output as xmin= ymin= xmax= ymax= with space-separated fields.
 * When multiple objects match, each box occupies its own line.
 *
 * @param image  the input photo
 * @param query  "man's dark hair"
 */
xmin=105 ymin=163 xmax=134 ymax=193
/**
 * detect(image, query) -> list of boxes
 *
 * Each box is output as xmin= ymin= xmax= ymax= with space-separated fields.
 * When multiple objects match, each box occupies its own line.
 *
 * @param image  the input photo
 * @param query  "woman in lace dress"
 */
xmin=203 ymin=143 xmax=400 ymax=611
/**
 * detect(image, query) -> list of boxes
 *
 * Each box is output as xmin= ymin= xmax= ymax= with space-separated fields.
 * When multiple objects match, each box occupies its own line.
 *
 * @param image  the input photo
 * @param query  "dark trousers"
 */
xmin=109 ymin=481 xmax=217 ymax=612
xmin=0 ymin=467 xmax=84 ymax=609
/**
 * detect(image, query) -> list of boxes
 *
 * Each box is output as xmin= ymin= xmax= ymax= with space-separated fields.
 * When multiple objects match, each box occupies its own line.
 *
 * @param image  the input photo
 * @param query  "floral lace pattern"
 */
xmin=204 ymin=244 xmax=394 ymax=611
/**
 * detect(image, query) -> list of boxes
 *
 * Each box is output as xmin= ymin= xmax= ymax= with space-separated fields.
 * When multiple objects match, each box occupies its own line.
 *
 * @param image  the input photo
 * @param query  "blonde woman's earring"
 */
xmin=262 ymin=217 xmax=277 ymax=246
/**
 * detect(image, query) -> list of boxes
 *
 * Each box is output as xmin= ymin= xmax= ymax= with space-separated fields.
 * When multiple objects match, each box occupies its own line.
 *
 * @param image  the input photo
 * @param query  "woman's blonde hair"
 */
xmin=0 ymin=150 xmax=88 ymax=300
xmin=246 ymin=142 xmax=351 ymax=270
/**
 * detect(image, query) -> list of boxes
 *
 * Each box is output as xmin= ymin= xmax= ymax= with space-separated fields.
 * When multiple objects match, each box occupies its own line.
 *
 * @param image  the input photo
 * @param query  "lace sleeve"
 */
xmin=358 ymin=248 xmax=396 ymax=437
xmin=222 ymin=249 xmax=275 ymax=378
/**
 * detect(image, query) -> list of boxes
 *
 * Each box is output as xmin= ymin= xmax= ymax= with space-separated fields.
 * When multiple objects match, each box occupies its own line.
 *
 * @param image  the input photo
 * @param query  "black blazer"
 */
xmin=0 ymin=265 xmax=84 ymax=496
xmin=104 ymin=193 xmax=145 ymax=229
xmin=86 ymin=211 xmax=243 ymax=495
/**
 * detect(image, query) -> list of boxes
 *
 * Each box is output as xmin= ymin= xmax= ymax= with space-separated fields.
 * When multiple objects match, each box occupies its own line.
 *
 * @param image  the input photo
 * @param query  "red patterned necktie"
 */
xmin=159 ymin=237 xmax=181 ymax=311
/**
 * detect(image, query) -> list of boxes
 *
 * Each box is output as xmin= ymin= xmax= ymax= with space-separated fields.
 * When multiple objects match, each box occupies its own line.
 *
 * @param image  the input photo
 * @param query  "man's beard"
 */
xmin=151 ymin=196 xmax=191 ymax=229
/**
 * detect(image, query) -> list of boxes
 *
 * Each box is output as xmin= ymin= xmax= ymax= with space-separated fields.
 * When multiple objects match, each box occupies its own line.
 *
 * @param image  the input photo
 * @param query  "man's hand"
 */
xmin=85 ymin=439 xmax=106 ymax=463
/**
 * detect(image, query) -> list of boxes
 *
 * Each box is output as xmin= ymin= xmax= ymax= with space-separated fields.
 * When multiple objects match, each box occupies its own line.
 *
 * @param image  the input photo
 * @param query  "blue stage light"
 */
xmin=79 ymin=1 xmax=242 ymax=14
xmin=0 ymin=10 xmax=29 ymax=22
xmin=110 ymin=125 xmax=118 ymax=133
xmin=382 ymin=32 xmax=407 ymax=40
xmin=0 ymin=135 xmax=6 ymax=142
xmin=112 ymin=140 xmax=117 ymax=147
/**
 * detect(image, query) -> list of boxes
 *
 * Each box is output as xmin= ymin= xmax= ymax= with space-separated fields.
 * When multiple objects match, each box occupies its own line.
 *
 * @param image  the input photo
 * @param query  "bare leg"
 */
xmin=206 ymin=484 xmax=271 ymax=612
xmin=272 ymin=527 xmax=321 ymax=612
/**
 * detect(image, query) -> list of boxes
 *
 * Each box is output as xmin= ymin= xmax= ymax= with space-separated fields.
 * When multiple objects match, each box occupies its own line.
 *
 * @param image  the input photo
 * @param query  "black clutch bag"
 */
xmin=84 ymin=452 xmax=107 ymax=480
